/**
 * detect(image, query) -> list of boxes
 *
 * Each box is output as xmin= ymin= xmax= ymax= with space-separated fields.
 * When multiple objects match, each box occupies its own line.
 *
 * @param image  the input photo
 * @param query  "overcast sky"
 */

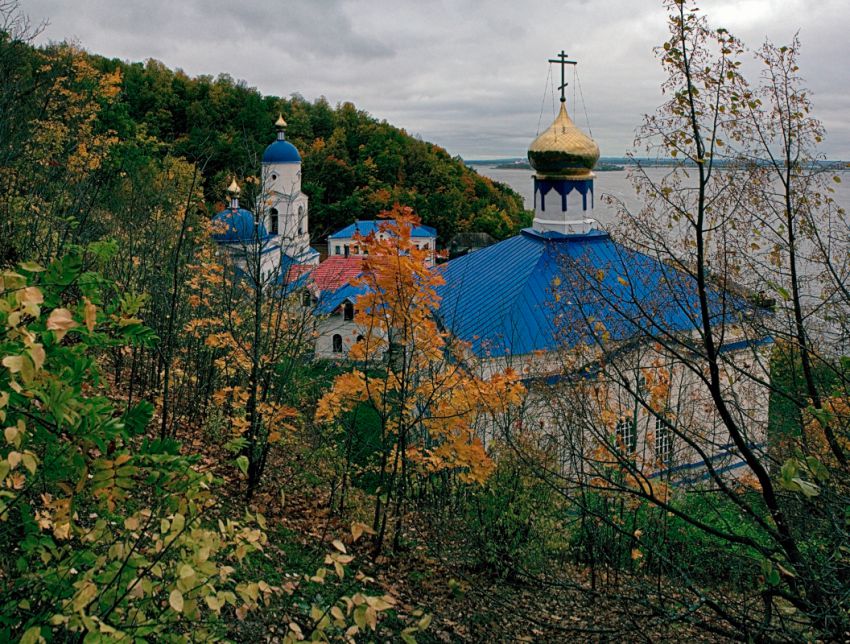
xmin=23 ymin=0 xmax=850 ymax=159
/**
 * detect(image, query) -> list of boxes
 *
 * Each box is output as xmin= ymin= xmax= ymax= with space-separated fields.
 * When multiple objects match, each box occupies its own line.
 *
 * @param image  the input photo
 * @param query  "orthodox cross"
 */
xmin=548 ymin=50 xmax=577 ymax=103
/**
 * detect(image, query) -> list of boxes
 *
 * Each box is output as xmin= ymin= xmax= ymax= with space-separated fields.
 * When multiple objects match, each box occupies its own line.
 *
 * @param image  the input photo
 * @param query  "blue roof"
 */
xmin=262 ymin=139 xmax=301 ymax=164
xmin=328 ymin=220 xmax=437 ymax=240
xmin=315 ymin=281 xmax=368 ymax=315
xmin=212 ymin=207 xmax=271 ymax=244
xmin=435 ymin=228 xmax=751 ymax=358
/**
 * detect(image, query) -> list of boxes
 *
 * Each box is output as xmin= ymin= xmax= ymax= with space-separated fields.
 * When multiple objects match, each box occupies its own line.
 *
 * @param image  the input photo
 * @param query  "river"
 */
xmin=475 ymin=165 xmax=850 ymax=231
xmin=476 ymin=164 xmax=850 ymax=350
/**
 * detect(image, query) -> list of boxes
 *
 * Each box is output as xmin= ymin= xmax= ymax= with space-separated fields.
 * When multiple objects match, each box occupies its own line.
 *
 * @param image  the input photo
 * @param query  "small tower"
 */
xmin=262 ymin=114 xmax=318 ymax=265
xmin=527 ymin=53 xmax=600 ymax=235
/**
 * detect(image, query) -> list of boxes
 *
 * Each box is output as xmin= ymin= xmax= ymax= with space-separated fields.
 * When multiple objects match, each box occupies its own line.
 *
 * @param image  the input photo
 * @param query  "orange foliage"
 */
xmin=316 ymin=205 xmax=525 ymax=484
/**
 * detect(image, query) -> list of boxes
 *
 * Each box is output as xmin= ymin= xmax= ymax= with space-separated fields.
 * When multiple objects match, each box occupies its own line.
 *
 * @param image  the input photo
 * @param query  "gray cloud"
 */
xmin=23 ymin=0 xmax=850 ymax=159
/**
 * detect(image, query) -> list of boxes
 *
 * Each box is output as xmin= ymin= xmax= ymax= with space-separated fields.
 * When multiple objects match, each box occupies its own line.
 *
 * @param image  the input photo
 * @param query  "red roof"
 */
xmin=311 ymin=256 xmax=364 ymax=293
xmin=285 ymin=264 xmax=312 ymax=284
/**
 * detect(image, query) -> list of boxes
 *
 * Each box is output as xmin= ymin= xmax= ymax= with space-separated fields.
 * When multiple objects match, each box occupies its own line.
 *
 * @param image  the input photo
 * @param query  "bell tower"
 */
xmin=261 ymin=115 xmax=316 ymax=264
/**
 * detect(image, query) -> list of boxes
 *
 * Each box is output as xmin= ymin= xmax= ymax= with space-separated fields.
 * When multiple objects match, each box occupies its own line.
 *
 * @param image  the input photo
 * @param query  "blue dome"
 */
xmin=262 ymin=139 xmax=301 ymax=164
xmin=212 ymin=207 xmax=271 ymax=244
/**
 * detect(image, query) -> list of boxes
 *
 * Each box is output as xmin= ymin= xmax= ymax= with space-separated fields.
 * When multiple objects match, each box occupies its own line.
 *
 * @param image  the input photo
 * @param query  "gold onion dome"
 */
xmin=226 ymin=178 xmax=241 ymax=196
xmin=275 ymin=114 xmax=287 ymax=129
xmin=528 ymin=102 xmax=599 ymax=177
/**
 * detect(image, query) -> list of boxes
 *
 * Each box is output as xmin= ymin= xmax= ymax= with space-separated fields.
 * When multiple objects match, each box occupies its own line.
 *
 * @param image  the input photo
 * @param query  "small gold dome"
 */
xmin=226 ymin=178 xmax=241 ymax=196
xmin=528 ymin=102 xmax=599 ymax=177
xmin=275 ymin=114 xmax=287 ymax=129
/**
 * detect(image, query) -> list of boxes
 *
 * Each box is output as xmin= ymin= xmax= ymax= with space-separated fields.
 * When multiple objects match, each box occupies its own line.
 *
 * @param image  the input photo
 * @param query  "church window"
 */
xmin=335 ymin=246 xmax=341 ymax=255
xmin=616 ymin=416 xmax=637 ymax=454
xmin=343 ymin=301 xmax=354 ymax=321
xmin=270 ymin=208 xmax=279 ymax=234
xmin=655 ymin=416 xmax=674 ymax=466
xmin=301 ymin=290 xmax=312 ymax=307
xmin=298 ymin=205 xmax=304 ymax=235
xmin=271 ymin=173 xmax=278 ymax=181
xmin=332 ymin=334 xmax=343 ymax=353
xmin=344 ymin=245 xmax=350 ymax=257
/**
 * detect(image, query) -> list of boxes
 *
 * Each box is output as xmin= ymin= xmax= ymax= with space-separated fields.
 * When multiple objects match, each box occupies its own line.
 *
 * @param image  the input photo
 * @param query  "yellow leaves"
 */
xmin=29 ymin=344 xmax=46 ymax=371
xmin=4 ymin=420 xmax=24 ymax=448
xmin=169 ymin=589 xmax=184 ymax=613
xmin=71 ymin=580 xmax=99 ymax=612
xmin=2 ymin=351 xmax=40 ymax=384
xmin=351 ymin=521 xmax=375 ymax=542
xmin=2 ymin=355 xmax=24 ymax=374
xmin=47 ymin=308 xmax=78 ymax=341
xmin=21 ymin=452 xmax=38 ymax=475
xmin=19 ymin=286 xmax=44 ymax=318
xmin=83 ymin=297 xmax=97 ymax=332
xmin=19 ymin=627 xmax=45 ymax=644
xmin=325 ymin=550 xmax=355 ymax=579
xmin=316 ymin=370 xmax=368 ymax=423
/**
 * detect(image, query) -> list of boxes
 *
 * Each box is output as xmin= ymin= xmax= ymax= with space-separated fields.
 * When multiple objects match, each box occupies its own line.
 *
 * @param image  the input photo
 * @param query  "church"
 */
xmin=209 ymin=58 xmax=771 ymax=482
xmin=211 ymin=115 xmax=319 ymax=285
xmin=432 ymin=59 xmax=771 ymax=483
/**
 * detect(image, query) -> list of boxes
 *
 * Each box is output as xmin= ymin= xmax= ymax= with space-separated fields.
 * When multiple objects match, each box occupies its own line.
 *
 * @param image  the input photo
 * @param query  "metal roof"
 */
xmin=435 ymin=228 xmax=750 ymax=358
xmin=212 ymin=207 xmax=271 ymax=244
xmin=328 ymin=220 xmax=437 ymax=240
xmin=262 ymin=139 xmax=301 ymax=164
xmin=315 ymin=281 xmax=367 ymax=315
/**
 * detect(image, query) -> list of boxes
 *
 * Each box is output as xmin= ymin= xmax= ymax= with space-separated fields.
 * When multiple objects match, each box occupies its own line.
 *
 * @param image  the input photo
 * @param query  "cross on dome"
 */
xmin=548 ymin=50 xmax=577 ymax=103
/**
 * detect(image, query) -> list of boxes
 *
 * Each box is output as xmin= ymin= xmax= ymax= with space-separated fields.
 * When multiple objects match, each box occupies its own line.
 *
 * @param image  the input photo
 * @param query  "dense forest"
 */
xmin=2 ymin=1 xmax=850 ymax=642
xmin=1 ymin=26 xmax=528 ymax=267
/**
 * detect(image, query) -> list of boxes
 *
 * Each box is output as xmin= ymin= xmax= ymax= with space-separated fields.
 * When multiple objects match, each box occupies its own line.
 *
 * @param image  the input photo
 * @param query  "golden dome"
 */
xmin=226 ymin=178 xmax=241 ymax=196
xmin=275 ymin=114 xmax=287 ymax=129
xmin=528 ymin=102 xmax=599 ymax=177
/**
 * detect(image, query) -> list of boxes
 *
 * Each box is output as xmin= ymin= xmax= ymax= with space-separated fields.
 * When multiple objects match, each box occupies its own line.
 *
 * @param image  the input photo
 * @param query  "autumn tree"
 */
xmin=486 ymin=1 xmax=850 ymax=639
xmin=0 ymin=253 xmax=281 ymax=641
xmin=182 ymin=177 xmax=316 ymax=499
xmin=315 ymin=205 xmax=524 ymax=555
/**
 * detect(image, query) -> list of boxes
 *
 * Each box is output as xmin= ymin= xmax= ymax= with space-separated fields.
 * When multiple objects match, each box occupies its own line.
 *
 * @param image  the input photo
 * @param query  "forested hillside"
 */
xmin=2 ymin=2 xmax=850 ymax=643
xmin=2 ymin=31 xmax=528 ymax=262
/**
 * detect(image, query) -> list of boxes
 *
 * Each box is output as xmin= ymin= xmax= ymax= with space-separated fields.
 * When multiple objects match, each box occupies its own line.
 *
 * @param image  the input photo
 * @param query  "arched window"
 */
xmin=343 ymin=301 xmax=354 ymax=321
xmin=269 ymin=208 xmax=279 ymax=234
xmin=332 ymin=334 xmax=343 ymax=353
xmin=356 ymin=335 xmax=364 ymax=343
xmin=271 ymin=173 xmax=278 ymax=181
xmin=297 ymin=205 xmax=304 ymax=235
xmin=301 ymin=290 xmax=311 ymax=307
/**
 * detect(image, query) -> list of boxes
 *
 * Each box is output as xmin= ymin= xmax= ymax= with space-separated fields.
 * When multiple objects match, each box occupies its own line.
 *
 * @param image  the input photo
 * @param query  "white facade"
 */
xmin=261 ymin=124 xmax=318 ymax=267
xmin=314 ymin=306 xmax=361 ymax=359
xmin=328 ymin=228 xmax=437 ymax=265
xmin=473 ymin=333 xmax=771 ymax=486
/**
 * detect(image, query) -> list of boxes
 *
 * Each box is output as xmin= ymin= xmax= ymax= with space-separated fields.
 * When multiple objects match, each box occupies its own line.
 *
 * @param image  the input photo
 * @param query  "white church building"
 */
xmin=211 ymin=115 xmax=319 ymax=284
